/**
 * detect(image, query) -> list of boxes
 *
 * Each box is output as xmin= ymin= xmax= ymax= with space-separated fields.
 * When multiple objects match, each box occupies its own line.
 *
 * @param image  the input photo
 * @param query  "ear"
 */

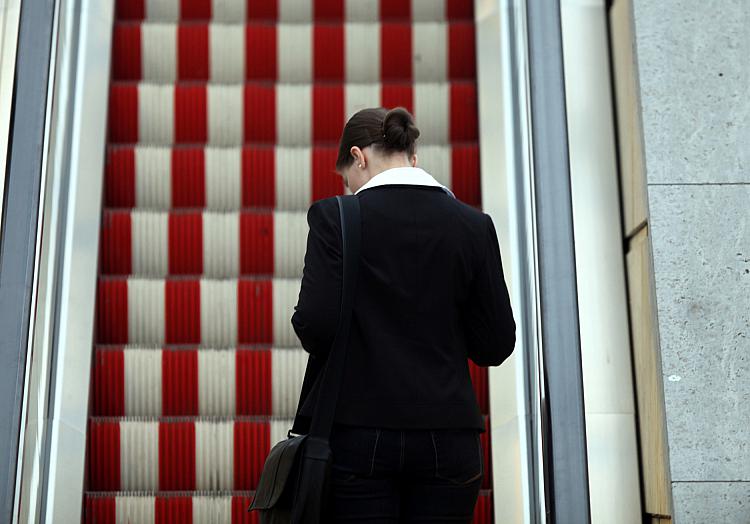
xmin=350 ymin=146 xmax=364 ymax=165
xmin=411 ymin=153 xmax=418 ymax=167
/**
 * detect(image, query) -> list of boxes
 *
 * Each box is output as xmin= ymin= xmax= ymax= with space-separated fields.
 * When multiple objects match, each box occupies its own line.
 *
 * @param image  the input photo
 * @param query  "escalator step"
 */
xmin=113 ymin=0 xmax=475 ymax=24
xmin=90 ymin=346 xmax=489 ymax=418
xmin=87 ymin=416 xmax=492 ymax=492
xmin=107 ymin=81 xmax=479 ymax=147
xmin=83 ymin=490 xmax=494 ymax=524
xmin=102 ymin=144 xmax=479 ymax=210
xmin=111 ymin=21 xmax=476 ymax=84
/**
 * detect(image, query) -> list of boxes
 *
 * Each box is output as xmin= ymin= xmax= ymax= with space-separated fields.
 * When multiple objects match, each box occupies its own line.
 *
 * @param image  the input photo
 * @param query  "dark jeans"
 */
xmin=323 ymin=423 xmax=484 ymax=523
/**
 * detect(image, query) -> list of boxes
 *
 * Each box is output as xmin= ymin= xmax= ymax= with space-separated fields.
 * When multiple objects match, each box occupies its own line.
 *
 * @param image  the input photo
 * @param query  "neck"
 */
xmin=368 ymin=160 xmax=416 ymax=180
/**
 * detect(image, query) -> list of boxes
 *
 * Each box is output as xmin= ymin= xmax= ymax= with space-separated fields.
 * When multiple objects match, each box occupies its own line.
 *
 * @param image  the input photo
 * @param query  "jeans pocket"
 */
xmin=430 ymin=429 xmax=483 ymax=485
xmin=330 ymin=425 xmax=381 ymax=484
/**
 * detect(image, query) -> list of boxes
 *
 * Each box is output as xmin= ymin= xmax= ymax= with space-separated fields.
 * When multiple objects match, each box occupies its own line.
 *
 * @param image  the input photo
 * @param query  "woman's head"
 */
xmin=335 ymin=106 xmax=421 ymax=193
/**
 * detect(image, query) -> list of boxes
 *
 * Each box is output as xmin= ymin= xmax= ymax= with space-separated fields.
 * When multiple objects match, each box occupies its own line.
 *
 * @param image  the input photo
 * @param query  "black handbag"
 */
xmin=247 ymin=194 xmax=361 ymax=523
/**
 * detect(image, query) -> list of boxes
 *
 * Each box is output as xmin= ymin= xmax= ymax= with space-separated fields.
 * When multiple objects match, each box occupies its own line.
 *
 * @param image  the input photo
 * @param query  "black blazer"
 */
xmin=290 ymin=184 xmax=516 ymax=433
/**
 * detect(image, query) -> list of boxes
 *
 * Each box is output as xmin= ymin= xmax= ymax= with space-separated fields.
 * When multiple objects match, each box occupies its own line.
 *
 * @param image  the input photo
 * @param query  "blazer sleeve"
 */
xmin=461 ymin=213 xmax=516 ymax=367
xmin=290 ymin=199 xmax=343 ymax=359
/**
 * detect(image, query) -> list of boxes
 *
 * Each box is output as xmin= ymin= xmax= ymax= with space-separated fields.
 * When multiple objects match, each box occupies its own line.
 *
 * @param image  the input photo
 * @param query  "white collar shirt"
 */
xmin=353 ymin=166 xmax=456 ymax=199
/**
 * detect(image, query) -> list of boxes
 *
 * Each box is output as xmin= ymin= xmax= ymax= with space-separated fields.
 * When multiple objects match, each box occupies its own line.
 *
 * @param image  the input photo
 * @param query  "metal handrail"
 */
xmin=525 ymin=0 xmax=592 ymax=521
xmin=0 ymin=0 xmax=57 ymax=521
xmin=0 ymin=0 xmax=22 ymax=237
xmin=476 ymin=0 xmax=548 ymax=520
xmin=13 ymin=0 xmax=114 ymax=522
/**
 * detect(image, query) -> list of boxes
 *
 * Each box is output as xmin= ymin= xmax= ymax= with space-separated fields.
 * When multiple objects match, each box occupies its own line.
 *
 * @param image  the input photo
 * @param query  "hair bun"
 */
xmin=382 ymin=107 xmax=420 ymax=151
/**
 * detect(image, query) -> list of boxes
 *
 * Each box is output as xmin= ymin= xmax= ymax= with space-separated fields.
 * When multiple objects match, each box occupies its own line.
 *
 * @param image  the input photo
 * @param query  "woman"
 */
xmin=290 ymin=106 xmax=516 ymax=522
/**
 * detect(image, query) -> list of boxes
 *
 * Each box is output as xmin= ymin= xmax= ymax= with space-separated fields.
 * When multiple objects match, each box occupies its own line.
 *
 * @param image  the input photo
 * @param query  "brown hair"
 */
xmin=335 ymin=106 xmax=421 ymax=173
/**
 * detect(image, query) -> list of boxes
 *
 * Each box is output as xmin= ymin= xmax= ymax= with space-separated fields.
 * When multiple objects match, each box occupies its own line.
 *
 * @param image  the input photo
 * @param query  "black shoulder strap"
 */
xmin=305 ymin=194 xmax=361 ymax=439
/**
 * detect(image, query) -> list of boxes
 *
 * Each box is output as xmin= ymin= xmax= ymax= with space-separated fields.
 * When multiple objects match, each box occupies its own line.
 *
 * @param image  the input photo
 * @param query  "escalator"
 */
xmin=83 ymin=1 xmax=496 ymax=522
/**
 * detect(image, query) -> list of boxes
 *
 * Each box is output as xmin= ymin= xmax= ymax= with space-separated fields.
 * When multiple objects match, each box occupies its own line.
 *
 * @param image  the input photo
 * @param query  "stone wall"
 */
xmin=631 ymin=1 xmax=750 ymax=521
